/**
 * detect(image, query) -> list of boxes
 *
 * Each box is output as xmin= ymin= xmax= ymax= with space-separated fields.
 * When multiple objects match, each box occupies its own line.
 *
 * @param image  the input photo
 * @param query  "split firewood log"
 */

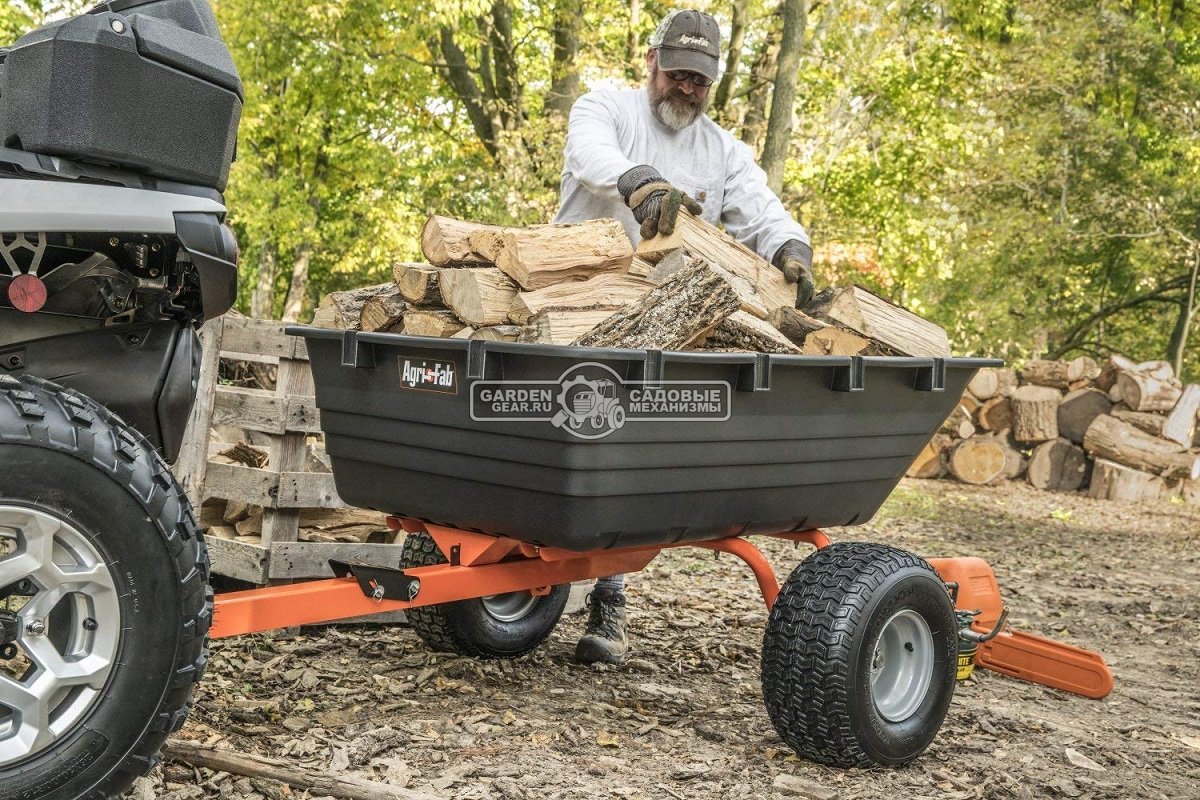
xmin=766 ymin=307 xmax=893 ymax=355
xmin=1088 ymin=459 xmax=1168 ymax=503
xmin=1011 ymin=385 xmax=1061 ymax=443
xmin=1026 ymin=438 xmax=1088 ymax=491
xmin=438 ymin=267 xmax=521 ymax=327
xmin=471 ymin=325 xmax=523 ymax=342
xmin=520 ymin=310 xmax=615 ymax=345
xmin=804 ymin=286 xmax=950 ymax=357
xmin=939 ymin=405 xmax=976 ymax=439
xmin=574 ymin=258 xmax=742 ymax=350
xmin=636 ymin=209 xmax=796 ymax=312
xmin=508 ymin=273 xmax=653 ymax=325
xmin=1094 ymin=354 xmax=1138 ymax=391
xmin=703 ymin=311 xmax=801 ymax=354
xmin=1056 ymin=388 xmax=1113 ymax=445
xmin=1162 ymin=384 xmax=1200 ymax=447
xmin=393 ymin=263 xmax=444 ymax=306
xmin=401 ymin=309 xmax=468 ymax=338
xmin=628 ymin=254 xmax=656 ymax=278
xmin=420 ymin=215 xmax=498 ymax=266
xmin=1116 ymin=369 xmax=1183 ymax=412
xmin=480 ymin=219 xmax=634 ymax=290
xmin=1083 ymin=414 xmax=1200 ymax=480
xmin=311 ymin=283 xmax=400 ymax=330
xmin=360 ymin=293 xmax=406 ymax=333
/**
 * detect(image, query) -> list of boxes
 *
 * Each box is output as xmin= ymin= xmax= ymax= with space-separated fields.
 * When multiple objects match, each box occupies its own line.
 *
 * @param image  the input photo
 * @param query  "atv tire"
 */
xmin=761 ymin=541 xmax=957 ymax=767
xmin=401 ymin=531 xmax=567 ymax=658
xmin=0 ymin=374 xmax=210 ymax=800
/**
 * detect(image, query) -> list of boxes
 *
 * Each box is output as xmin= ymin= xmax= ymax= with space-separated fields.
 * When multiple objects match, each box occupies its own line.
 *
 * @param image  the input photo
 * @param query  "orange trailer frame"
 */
xmin=210 ymin=518 xmax=1113 ymax=700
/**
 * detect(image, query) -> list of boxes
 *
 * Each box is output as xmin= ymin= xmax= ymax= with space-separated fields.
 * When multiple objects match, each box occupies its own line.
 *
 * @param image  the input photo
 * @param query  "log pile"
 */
xmin=910 ymin=355 xmax=1200 ymax=506
xmin=312 ymin=210 xmax=950 ymax=356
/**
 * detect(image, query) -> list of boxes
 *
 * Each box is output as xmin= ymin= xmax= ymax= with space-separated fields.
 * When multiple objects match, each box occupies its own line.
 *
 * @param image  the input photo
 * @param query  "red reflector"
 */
xmin=8 ymin=274 xmax=48 ymax=313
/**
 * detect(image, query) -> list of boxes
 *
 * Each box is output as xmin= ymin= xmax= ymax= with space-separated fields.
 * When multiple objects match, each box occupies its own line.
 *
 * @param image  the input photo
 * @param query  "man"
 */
xmin=554 ymin=9 xmax=815 ymax=664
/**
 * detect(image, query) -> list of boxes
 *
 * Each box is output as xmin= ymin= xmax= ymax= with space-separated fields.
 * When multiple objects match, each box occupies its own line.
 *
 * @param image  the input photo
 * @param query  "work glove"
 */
xmin=773 ymin=239 xmax=816 ymax=308
xmin=617 ymin=165 xmax=703 ymax=240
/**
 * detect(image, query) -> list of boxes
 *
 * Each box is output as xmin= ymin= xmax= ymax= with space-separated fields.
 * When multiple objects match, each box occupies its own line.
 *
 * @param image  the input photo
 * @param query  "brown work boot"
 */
xmin=575 ymin=588 xmax=628 ymax=664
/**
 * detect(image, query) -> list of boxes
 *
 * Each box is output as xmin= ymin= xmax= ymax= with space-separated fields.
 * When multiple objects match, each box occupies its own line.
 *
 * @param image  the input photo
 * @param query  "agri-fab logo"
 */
xmin=399 ymin=358 xmax=458 ymax=394
xmin=470 ymin=362 xmax=729 ymax=440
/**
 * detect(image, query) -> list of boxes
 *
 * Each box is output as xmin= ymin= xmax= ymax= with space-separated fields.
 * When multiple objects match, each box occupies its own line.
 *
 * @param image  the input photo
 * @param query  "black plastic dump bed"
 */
xmin=290 ymin=326 xmax=999 ymax=552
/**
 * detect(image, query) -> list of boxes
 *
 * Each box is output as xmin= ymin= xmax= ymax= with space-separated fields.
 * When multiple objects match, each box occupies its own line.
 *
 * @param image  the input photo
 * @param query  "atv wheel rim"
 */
xmin=480 ymin=592 xmax=540 ymax=623
xmin=0 ymin=506 xmax=120 ymax=768
xmin=869 ymin=609 xmax=934 ymax=723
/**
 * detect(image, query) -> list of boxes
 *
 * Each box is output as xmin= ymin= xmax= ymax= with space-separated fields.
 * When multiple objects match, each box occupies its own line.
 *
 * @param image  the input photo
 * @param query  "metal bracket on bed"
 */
xmin=736 ymin=353 xmax=772 ymax=392
xmin=329 ymin=560 xmax=420 ymax=602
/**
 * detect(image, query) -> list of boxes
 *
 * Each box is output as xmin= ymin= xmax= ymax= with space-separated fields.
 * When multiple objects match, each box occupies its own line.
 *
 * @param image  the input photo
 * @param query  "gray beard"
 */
xmin=648 ymin=72 xmax=707 ymax=131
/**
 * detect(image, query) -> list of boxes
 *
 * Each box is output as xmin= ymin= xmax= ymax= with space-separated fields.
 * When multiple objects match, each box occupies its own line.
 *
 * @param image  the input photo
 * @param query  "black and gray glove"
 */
xmin=617 ymin=165 xmax=703 ymax=240
xmin=773 ymin=239 xmax=816 ymax=308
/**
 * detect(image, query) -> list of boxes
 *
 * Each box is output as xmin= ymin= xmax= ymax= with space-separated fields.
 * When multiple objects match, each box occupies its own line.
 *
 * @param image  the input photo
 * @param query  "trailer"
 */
xmin=206 ymin=328 xmax=1114 ymax=768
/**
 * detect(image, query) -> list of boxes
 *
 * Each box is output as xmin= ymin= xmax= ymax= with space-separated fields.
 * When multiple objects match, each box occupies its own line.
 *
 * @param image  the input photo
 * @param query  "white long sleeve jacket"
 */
xmin=553 ymin=87 xmax=810 ymax=263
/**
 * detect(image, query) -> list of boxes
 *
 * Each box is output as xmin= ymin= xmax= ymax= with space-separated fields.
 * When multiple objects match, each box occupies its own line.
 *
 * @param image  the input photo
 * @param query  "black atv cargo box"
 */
xmin=0 ymin=0 xmax=242 ymax=190
xmin=290 ymin=326 xmax=999 ymax=552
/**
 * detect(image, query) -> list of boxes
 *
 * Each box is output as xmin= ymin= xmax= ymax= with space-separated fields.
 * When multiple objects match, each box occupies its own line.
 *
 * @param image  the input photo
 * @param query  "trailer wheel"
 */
xmin=0 ymin=375 xmax=210 ymax=800
xmin=761 ymin=542 xmax=956 ymax=768
xmin=400 ymin=531 xmax=568 ymax=658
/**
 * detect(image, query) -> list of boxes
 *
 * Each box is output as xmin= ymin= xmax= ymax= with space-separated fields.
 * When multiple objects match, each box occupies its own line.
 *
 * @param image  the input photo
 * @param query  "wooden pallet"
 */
xmin=174 ymin=315 xmax=414 ymax=585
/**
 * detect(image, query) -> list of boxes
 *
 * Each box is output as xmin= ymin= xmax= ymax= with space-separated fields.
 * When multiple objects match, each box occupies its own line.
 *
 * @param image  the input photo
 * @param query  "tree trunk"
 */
xmin=1167 ymin=246 xmax=1198 ymax=376
xmin=251 ymin=241 xmax=277 ymax=320
xmin=740 ymin=24 xmax=780 ymax=153
xmin=281 ymin=246 xmax=311 ymax=323
xmin=712 ymin=0 xmax=749 ymax=121
xmin=760 ymin=0 xmax=807 ymax=193
xmin=546 ymin=0 xmax=583 ymax=117
xmin=625 ymin=0 xmax=643 ymax=83
xmin=436 ymin=27 xmax=498 ymax=158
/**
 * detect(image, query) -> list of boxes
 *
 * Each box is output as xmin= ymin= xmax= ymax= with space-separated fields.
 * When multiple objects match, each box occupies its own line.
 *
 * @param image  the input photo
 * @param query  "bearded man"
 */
xmin=553 ymin=9 xmax=816 ymax=665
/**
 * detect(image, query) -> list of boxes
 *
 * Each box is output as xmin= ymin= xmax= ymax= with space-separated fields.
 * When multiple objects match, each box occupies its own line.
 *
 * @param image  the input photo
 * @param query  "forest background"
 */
xmin=2 ymin=1 xmax=1197 ymax=378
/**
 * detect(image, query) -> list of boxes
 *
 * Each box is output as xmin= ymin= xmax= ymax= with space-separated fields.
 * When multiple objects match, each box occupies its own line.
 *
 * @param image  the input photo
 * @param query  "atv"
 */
xmin=0 ymin=1 xmax=239 ymax=797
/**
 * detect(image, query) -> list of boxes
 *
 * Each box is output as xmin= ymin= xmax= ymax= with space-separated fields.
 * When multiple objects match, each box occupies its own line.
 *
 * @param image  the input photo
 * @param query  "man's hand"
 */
xmin=617 ymin=165 xmax=703 ymax=239
xmin=773 ymin=240 xmax=816 ymax=308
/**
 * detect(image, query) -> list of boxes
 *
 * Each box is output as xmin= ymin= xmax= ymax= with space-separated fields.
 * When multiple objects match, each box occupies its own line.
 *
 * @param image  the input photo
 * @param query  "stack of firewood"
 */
xmin=910 ymin=355 xmax=1200 ymax=505
xmin=313 ymin=211 xmax=951 ymax=358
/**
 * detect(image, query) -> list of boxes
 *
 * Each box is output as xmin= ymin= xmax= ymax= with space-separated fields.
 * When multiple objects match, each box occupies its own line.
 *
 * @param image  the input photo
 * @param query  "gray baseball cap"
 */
xmin=649 ymin=10 xmax=721 ymax=82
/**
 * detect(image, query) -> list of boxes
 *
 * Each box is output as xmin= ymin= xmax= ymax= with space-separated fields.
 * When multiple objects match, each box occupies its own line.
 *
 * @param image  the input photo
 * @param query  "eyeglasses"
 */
xmin=664 ymin=70 xmax=714 ymax=88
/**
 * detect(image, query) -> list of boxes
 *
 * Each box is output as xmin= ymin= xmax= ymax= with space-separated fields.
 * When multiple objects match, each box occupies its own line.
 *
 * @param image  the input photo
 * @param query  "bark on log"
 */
xmin=401 ymin=309 xmax=468 ymax=338
xmin=574 ymin=259 xmax=742 ymax=350
xmin=311 ymin=284 xmax=399 ymax=330
xmin=1162 ymin=384 xmax=1200 ymax=447
xmin=1070 ymin=355 xmax=1101 ymax=382
xmin=1026 ymin=438 xmax=1088 ymax=491
xmin=1116 ymin=370 xmax=1184 ymax=412
xmin=1056 ymin=388 xmax=1113 ymax=445
xmin=948 ymin=438 xmax=1006 ymax=485
xmin=768 ymin=306 xmax=828 ymax=345
xmin=906 ymin=434 xmax=950 ymax=479
xmin=482 ymin=219 xmax=634 ymax=290
xmin=520 ymin=310 xmax=614 ymax=345
xmin=636 ymin=209 xmax=796 ymax=312
xmin=471 ymin=325 xmax=522 ymax=342
xmin=704 ymin=310 xmax=801 ymax=354
xmin=420 ymin=215 xmax=497 ymax=266
xmin=1087 ymin=459 xmax=1167 ymax=503
xmin=438 ymin=267 xmax=520 ymax=326
xmin=1095 ymin=354 xmax=1138 ymax=391
xmin=977 ymin=397 xmax=1013 ymax=432
xmin=1020 ymin=359 xmax=1076 ymax=390
xmin=393 ymin=263 xmax=444 ymax=306
xmin=163 ymin=740 xmax=436 ymax=800
xmin=360 ymin=292 xmax=406 ymax=333
xmin=1083 ymin=414 xmax=1200 ymax=480
xmin=1011 ymin=385 xmax=1061 ymax=443
xmin=804 ymin=285 xmax=950 ymax=357
xmin=508 ymin=273 xmax=653 ymax=324
xmin=1111 ymin=408 xmax=1167 ymax=438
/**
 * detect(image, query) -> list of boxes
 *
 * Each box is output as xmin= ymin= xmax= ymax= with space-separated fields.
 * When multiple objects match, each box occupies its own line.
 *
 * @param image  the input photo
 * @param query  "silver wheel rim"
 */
xmin=0 ymin=506 xmax=120 ymax=768
xmin=480 ymin=592 xmax=539 ymax=623
xmin=869 ymin=609 xmax=934 ymax=723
